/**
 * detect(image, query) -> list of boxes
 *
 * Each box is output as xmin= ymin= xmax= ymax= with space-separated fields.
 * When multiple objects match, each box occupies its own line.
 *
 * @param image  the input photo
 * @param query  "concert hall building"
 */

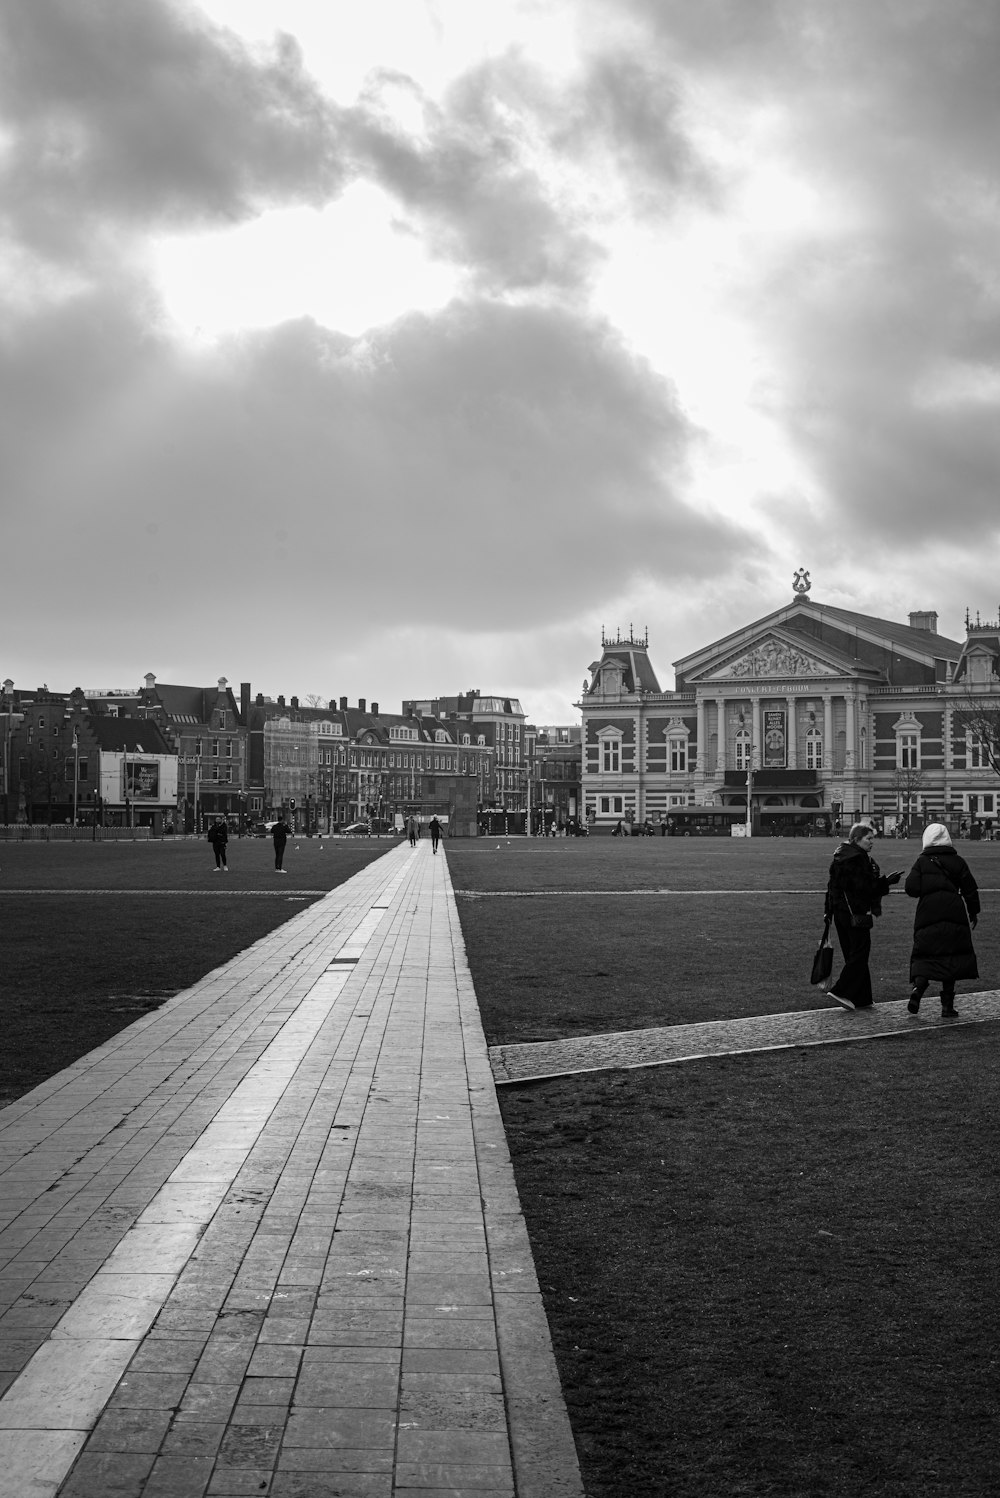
xmin=580 ymin=578 xmax=1000 ymax=836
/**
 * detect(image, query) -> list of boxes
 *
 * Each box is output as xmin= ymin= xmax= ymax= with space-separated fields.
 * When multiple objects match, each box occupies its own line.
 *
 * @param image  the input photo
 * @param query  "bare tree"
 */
xmin=891 ymin=766 xmax=926 ymax=823
xmin=951 ymin=698 xmax=1000 ymax=781
xmin=304 ymin=694 xmax=327 ymax=708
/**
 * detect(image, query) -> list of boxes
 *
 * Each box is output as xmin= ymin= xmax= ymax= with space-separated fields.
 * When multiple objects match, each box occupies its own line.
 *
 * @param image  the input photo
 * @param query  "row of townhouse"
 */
xmin=579 ymin=581 xmax=1000 ymax=836
xmin=0 ymin=676 xmax=527 ymax=834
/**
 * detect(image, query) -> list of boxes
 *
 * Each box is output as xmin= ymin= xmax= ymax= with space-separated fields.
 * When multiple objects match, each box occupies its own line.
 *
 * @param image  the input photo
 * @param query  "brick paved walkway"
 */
xmin=490 ymin=989 xmax=1000 ymax=1084
xmin=0 ymin=842 xmax=583 ymax=1498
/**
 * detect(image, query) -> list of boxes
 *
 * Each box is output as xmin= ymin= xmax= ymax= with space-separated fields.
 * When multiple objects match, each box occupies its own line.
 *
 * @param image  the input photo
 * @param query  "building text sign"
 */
xmin=124 ymin=761 xmax=160 ymax=800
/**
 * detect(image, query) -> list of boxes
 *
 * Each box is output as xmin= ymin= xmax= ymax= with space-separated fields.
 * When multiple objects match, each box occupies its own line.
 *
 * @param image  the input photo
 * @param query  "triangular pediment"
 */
xmin=698 ymin=632 xmax=858 ymax=682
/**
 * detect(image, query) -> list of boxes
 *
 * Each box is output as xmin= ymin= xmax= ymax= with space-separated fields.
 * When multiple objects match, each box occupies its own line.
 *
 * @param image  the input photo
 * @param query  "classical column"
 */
xmin=751 ymin=698 xmax=762 ymax=767
xmin=786 ymin=695 xmax=797 ymax=770
xmin=715 ymin=698 xmax=727 ymax=774
xmin=845 ymin=695 xmax=856 ymax=770
xmin=696 ymin=698 xmax=707 ymax=774
xmin=823 ymin=695 xmax=833 ymax=771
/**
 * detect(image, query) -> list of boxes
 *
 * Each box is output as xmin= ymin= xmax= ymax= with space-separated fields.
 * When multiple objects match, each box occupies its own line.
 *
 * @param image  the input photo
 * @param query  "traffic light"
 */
xmin=290 ymin=798 xmax=296 ymax=809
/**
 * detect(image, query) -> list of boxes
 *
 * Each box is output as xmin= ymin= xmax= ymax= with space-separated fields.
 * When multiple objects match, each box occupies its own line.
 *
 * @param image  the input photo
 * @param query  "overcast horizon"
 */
xmin=3 ymin=0 xmax=999 ymax=722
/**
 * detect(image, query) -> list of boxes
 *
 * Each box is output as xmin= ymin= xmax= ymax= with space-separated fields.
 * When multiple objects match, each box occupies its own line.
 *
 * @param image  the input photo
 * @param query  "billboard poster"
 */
xmin=125 ymin=760 xmax=160 ymax=800
xmin=763 ymin=709 xmax=786 ymax=768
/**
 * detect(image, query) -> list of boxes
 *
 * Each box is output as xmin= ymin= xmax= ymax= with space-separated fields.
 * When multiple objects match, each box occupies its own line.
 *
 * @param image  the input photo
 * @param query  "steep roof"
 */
xmin=800 ymin=602 xmax=963 ymax=658
xmin=89 ymin=720 xmax=172 ymax=754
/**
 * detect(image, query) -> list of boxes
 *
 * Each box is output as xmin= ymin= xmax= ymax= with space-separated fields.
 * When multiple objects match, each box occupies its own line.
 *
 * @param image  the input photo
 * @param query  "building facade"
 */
xmin=402 ymin=692 xmax=526 ymax=812
xmin=581 ymin=583 xmax=1000 ymax=835
xmin=525 ymin=724 xmax=582 ymax=832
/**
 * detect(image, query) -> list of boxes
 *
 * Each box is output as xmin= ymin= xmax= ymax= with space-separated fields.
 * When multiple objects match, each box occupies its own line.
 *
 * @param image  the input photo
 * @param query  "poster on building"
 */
xmin=763 ymin=709 xmax=786 ymax=768
xmin=124 ymin=761 xmax=160 ymax=800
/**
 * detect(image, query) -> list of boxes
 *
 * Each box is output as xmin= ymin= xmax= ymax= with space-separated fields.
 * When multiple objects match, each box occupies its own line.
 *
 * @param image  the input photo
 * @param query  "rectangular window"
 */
xmin=79 ymin=758 xmax=88 ymax=781
xmin=599 ymin=795 xmax=624 ymax=815
xmin=211 ymin=739 xmax=219 ymax=757
xmin=899 ymin=735 xmax=919 ymax=769
xmin=806 ymin=736 xmax=823 ymax=770
xmin=226 ymin=739 xmax=233 ymax=757
xmin=669 ymin=740 xmax=687 ymax=773
xmin=601 ymin=739 xmax=620 ymax=773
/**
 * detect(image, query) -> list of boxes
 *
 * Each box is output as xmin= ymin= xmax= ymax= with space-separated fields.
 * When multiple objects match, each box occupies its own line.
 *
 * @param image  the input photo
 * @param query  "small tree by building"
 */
xmin=891 ymin=766 xmax=926 ymax=827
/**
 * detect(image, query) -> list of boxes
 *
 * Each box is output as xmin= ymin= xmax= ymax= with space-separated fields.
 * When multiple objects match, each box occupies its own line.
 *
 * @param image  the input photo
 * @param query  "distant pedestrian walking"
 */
xmin=208 ymin=819 xmax=229 ymax=871
xmin=407 ymin=815 xmax=417 ymax=847
xmin=824 ymin=822 xmax=902 ymax=1010
xmin=429 ymin=817 xmax=442 ymax=853
xmin=905 ymin=824 xmax=980 ymax=1017
xmin=272 ymin=818 xmax=289 ymax=872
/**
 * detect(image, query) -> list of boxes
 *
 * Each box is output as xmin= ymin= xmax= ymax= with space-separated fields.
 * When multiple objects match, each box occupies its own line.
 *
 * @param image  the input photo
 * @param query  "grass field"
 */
xmin=446 ymin=837 xmax=1000 ymax=1498
xmin=5 ymin=834 xmax=1000 ymax=1496
xmin=0 ymin=834 xmax=398 ymax=1104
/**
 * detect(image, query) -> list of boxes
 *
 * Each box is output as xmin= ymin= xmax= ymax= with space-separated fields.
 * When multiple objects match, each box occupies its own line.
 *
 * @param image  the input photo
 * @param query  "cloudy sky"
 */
xmin=3 ymin=0 xmax=998 ymax=721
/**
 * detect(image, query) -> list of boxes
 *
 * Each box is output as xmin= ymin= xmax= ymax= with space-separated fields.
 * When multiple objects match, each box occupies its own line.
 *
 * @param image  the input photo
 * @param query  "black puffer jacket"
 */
xmin=905 ymin=846 xmax=979 ymax=982
xmin=825 ymin=841 xmax=893 ymax=921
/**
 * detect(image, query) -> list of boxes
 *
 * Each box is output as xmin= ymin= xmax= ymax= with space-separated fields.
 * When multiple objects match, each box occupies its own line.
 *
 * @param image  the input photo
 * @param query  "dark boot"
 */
xmin=908 ymin=980 xmax=927 ymax=1015
xmin=941 ymin=983 xmax=958 ymax=1017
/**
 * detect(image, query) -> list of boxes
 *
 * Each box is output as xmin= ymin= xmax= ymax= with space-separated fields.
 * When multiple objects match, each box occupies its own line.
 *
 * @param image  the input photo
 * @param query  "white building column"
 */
xmin=845 ymin=694 xmax=856 ymax=769
xmin=751 ymin=697 xmax=762 ymax=767
xmin=786 ymin=695 xmax=797 ymax=769
xmin=823 ymin=695 xmax=834 ymax=771
xmin=715 ymin=698 xmax=727 ymax=774
xmin=696 ymin=698 xmax=707 ymax=774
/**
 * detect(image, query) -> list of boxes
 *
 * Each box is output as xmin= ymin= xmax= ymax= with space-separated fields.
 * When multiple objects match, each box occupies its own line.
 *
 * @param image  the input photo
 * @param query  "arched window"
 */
xmin=734 ymin=730 xmax=751 ymax=771
xmin=805 ymin=728 xmax=823 ymax=770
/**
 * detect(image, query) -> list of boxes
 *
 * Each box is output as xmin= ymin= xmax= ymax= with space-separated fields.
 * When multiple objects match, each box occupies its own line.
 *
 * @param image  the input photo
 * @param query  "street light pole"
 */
xmin=72 ymin=730 xmax=79 ymax=830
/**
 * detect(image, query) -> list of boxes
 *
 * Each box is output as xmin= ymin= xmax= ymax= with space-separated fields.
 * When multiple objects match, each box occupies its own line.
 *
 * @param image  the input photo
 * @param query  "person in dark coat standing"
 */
xmin=272 ymin=818 xmax=289 ymax=872
xmin=824 ymin=822 xmax=902 ymax=1010
xmin=208 ymin=818 xmax=229 ymax=871
xmin=407 ymin=815 xmax=417 ymax=847
xmin=905 ymin=823 xmax=979 ymax=1016
xmin=429 ymin=816 xmax=442 ymax=853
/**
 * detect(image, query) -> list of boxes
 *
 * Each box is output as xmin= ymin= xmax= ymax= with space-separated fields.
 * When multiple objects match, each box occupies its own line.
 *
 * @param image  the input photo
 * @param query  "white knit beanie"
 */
xmin=922 ymin=823 xmax=953 ymax=849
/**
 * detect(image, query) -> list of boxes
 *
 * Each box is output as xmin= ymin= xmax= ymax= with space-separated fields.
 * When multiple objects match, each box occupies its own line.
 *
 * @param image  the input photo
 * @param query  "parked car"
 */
xmin=339 ymin=821 xmax=371 ymax=836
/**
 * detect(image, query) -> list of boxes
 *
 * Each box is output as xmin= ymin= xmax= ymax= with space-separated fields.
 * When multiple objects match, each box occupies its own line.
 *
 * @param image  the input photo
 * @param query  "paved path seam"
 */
xmin=490 ymin=991 xmax=1000 ymax=1084
xmin=0 ymin=842 xmax=583 ymax=1498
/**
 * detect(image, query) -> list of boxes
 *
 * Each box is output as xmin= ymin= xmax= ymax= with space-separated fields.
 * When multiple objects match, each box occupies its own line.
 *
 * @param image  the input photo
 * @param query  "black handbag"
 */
xmin=844 ymin=895 xmax=873 ymax=930
xmin=810 ymin=917 xmax=835 ymax=987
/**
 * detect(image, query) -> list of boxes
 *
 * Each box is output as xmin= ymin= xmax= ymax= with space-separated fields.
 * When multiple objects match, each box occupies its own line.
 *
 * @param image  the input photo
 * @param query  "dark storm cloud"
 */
xmin=592 ymin=0 xmax=1000 ymax=561
xmin=347 ymin=61 xmax=602 ymax=294
xmin=0 ymin=0 xmax=347 ymax=263
xmin=3 ymin=299 xmax=755 ymax=636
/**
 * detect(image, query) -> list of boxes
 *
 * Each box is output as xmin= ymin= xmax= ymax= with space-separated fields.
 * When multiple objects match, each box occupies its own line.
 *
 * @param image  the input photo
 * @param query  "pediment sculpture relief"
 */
xmin=726 ymin=638 xmax=827 ymax=678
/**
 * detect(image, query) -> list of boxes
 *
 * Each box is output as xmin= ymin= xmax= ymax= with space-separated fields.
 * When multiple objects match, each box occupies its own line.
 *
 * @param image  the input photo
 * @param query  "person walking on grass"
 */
xmin=272 ymin=817 xmax=289 ymax=873
xmin=208 ymin=818 xmax=229 ymax=872
xmin=824 ymin=822 xmax=902 ymax=1010
xmin=905 ymin=823 xmax=980 ymax=1017
xmin=429 ymin=816 xmax=442 ymax=853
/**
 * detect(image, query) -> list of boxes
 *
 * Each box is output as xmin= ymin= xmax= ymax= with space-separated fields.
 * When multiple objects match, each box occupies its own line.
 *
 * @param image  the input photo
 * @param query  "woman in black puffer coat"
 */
xmin=824 ymin=823 xmax=903 ymax=1010
xmin=905 ymin=823 xmax=979 ymax=1016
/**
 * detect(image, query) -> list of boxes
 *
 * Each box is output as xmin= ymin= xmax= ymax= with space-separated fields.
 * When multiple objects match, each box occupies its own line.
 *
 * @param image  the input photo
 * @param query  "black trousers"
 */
xmin=830 ymin=912 xmax=874 ymax=1007
xmin=274 ymin=842 xmax=285 ymax=869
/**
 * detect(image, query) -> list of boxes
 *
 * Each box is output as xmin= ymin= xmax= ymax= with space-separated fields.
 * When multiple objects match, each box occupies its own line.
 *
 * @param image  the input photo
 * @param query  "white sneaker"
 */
xmin=212 ymin=867 xmax=220 ymax=872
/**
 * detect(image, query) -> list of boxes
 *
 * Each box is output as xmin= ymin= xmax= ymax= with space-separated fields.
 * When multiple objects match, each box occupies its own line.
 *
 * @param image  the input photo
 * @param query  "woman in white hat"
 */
xmin=904 ymin=823 xmax=980 ymax=1016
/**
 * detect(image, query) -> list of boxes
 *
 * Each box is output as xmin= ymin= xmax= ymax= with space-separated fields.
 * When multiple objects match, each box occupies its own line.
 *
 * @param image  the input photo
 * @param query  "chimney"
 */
xmin=290 ymin=695 xmax=299 ymax=710
xmin=328 ymin=699 xmax=336 ymax=711
xmin=144 ymin=673 xmax=156 ymax=689
xmin=277 ymin=694 xmax=286 ymax=709
xmin=358 ymin=698 xmax=366 ymax=713
xmin=908 ymin=611 xmax=938 ymax=633
xmin=339 ymin=696 xmax=348 ymax=711
xmin=371 ymin=702 xmax=379 ymax=716
xmin=218 ymin=676 xmax=228 ymax=690
xmin=240 ymin=682 xmax=251 ymax=722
